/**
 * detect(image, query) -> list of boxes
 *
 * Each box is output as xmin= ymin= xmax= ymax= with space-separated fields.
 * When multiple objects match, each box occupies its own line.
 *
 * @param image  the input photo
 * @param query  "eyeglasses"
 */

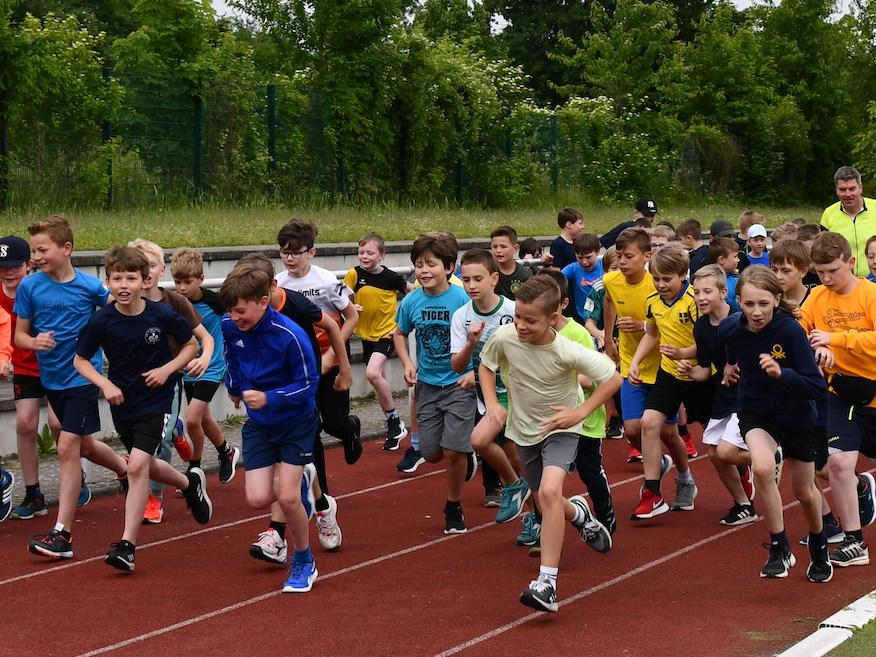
xmin=279 ymin=247 xmax=311 ymax=260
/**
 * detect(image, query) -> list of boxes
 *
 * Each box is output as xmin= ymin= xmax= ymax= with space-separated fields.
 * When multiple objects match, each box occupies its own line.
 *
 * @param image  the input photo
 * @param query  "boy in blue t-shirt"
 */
xmin=75 ymin=246 xmax=212 ymax=572
xmin=394 ymin=232 xmax=476 ymax=534
xmin=15 ymin=215 xmax=128 ymax=560
xmin=562 ymin=232 xmax=605 ymax=345
xmin=171 ymin=248 xmax=240 ymax=483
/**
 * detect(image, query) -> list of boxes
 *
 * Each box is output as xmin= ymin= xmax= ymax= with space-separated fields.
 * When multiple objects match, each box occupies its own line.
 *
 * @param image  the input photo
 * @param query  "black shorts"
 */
xmin=644 ymin=369 xmax=714 ymax=426
xmin=45 ymin=385 xmax=101 ymax=436
xmin=814 ymin=426 xmax=828 ymax=471
xmin=13 ymin=373 xmax=46 ymax=401
xmin=183 ymin=379 xmax=222 ymax=404
xmin=739 ymin=412 xmax=818 ymax=463
xmin=825 ymin=394 xmax=876 ymax=460
xmin=113 ymin=413 xmax=171 ymax=456
xmin=361 ymin=337 xmax=395 ymax=363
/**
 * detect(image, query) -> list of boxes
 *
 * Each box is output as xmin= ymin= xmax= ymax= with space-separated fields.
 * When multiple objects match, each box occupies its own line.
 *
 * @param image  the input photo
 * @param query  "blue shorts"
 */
xmin=45 ymin=385 xmax=101 ymax=435
xmin=241 ymin=411 xmax=319 ymax=469
xmin=826 ymin=394 xmax=876 ymax=460
xmin=620 ymin=378 xmax=678 ymax=423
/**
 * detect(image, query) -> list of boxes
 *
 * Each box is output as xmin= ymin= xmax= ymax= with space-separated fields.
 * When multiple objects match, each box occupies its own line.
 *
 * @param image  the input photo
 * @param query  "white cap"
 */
xmin=748 ymin=224 xmax=767 ymax=238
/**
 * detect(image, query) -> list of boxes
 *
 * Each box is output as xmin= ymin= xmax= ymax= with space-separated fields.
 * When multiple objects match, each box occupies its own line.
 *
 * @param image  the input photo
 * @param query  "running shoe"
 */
xmin=283 ymin=558 xmax=318 ymax=593
xmin=29 ymin=529 xmax=73 ymax=559
xmin=569 ymin=494 xmax=612 ymax=553
xmin=516 ymin=512 xmax=541 ymax=546
xmin=11 ymin=492 xmax=48 ymax=520
xmin=483 ymin=487 xmax=503 ymax=508
xmin=719 ymin=503 xmax=757 ymax=526
xmin=683 ymin=433 xmax=698 ymax=458
xmin=383 ymin=417 xmax=407 ymax=451
xmin=249 ymin=528 xmax=288 ymax=564
xmin=172 ymin=418 xmax=194 ymax=462
xmin=627 ymin=444 xmax=643 ymax=463
xmin=829 ymin=535 xmax=869 ymax=567
xmin=464 ymin=452 xmax=478 ymax=483
xmin=218 ymin=445 xmax=241 ymax=484
xmin=760 ymin=543 xmax=796 ymax=578
xmin=799 ymin=517 xmax=844 ymax=545
xmin=738 ymin=464 xmax=755 ymax=502
xmin=316 ymin=495 xmax=342 ymax=551
xmin=806 ymin=539 xmax=833 ymax=583
xmin=396 ymin=446 xmax=425 ymax=473
xmin=631 ymin=489 xmax=668 ymax=520
xmin=342 ymin=414 xmax=363 ymax=465
xmin=670 ymin=479 xmax=698 ymax=512
xmin=496 ymin=478 xmax=530 ymax=524
xmin=857 ymin=472 xmax=876 ymax=528
xmin=605 ymin=416 xmax=623 ymax=439
xmin=183 ymin=467 xmax=213 ymax=524
xmin=117 ymin=455 xmax=129 ymax=495
xmin=774 ymin=446 xmax=784 ymax=486
xmin=302 ymin=463 xmax=316 ymax=520
xmin=444 ymin=504 xmax=467 ymax=534
xmin=142 ymin=495 xmax=164 ymax=524
xmin=520 ymin=574 xmax=557 ymax=612
xmin=659 ymin=453 xmax=674 ymax=484
xmin=0 ymin=470 xmax=14 ymax=523
xmin=105 ymin=541 xmax=135 ymax=572
xmin=78 ymin=470 xmax=92 ymax=507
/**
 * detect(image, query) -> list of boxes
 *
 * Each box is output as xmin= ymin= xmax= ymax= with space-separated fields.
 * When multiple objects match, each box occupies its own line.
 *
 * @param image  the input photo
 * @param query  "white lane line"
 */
xmin=74 ymin=523 xmax=494 ymax=657
xmin=0 ymin=469 xmax=445 ymax=587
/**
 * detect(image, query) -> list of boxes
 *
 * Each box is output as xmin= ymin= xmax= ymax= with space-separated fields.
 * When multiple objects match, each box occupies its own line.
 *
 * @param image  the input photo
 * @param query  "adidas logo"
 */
xmin=235 ymin=339 xmax=244 ymax=348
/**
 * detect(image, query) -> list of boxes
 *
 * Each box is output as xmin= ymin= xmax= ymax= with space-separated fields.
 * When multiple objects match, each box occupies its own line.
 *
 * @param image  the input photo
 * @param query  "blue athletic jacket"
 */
xmin=222 ymin=306 xmax=318 ymax=426
xmin=718 ymin=310 xmax=826 ymax=427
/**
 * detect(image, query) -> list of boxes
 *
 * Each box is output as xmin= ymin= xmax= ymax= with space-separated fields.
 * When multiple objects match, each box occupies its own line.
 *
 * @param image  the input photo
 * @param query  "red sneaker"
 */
xmin=142 ymin=495 xmax=164 ymax=524
xmin=738 ymin=465 xmax=755 ymax=502
xmin=631 ymin=489 xmax=669 ymax=520
xmin=627 ymin=444 xmax=643 ymax=463
xmin=172 ymin=419 xmax=193 ymax=462
xmin=683 ymin=434 xmax=698 ymax=458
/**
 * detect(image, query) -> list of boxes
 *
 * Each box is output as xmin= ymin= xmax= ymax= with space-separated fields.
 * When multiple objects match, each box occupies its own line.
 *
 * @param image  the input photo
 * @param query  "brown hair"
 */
xmin=811 ymin=231 xmax=852 ymax=264
xmin=602 ymin=246 xmax=619 ymax=270
xmin=219 ymin=266 xmax=272 ymax=309
xmin=738 ymin=210 xmax=764 ymax=235
xmin=490 ymin=225 xmax=519 ymax=243
xmin=649 ymin=242 xmax=689 ymax=277
xmin=737 ymin=265 xmax=797 ymax=316
xmin=170 ymin=248 xmax=204 ymax=279
xmin=867 ymin=234 xmax=876 ymax=255
xmin=797 ymin=224 xmax=821 ymax=241
xmin=692 ymin=263 xmax=727 ymax=291
xmin=236 ymin=253 xmax=275 ymax=278
xmin=677 ymin=218 xmax=702 ymax=241
xmin=515 ymin=274 xmax=561 ymax=315
xmin=104 ymin=246 xmax=149 ymax=279
xmin=769 ymin=240 xmax=811 ymax=272
xmin=650 ymin=224 xmax=677 ymax=242
xmin=28 ymin=214 xmax=74 ymax=248
xmin=708 ymin=236 xmax=739 ymax=263
xmin=460 ymin=248 xmax=498 ymax=274
xmin=615 ymin=227 xmax=651 ymax=254
xmin=539 ymin=267 xmax=569 ymax=303
xmin=277 ymin=219 xmax=318 ymax=250
xmin=557 ymin=207 xmax=583 ymax=229
xmin=573 ymin=232 xmax=601 ymax=255
xmin=769 ymin=223 xmax=798 ymax=243
xmin=410 ymin=232 xmax=458 ymax=269
xmin=358 ymin=232 xmax=386 ymax=253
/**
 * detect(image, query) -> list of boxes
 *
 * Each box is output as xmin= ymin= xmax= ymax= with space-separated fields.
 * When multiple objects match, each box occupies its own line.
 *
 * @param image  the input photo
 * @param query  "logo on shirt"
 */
xmin=824 ymin=308 xmax=866 ymax=331
xmin=678 ymin=311 xmax=693 ymax=324
xmin=144 ymin=327 xmax=162 ymax=345
xmin=499 ymin=315 xmax=514 ymax=325
xmin=235 ymin=339 xmax=245 ymax=348
xmin=770 ymin=344 xmax=787 ymax=360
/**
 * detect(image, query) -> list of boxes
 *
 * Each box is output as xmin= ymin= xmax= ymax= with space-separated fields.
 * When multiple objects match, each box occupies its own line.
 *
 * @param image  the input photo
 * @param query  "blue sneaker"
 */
xmin=12 ymin=492 xmax=48 ymax=520
xmin=282 ymin=557 xmax=318 ymax=592
xmin=78 ymin=471 xmax=92 ymax=507
xmin=516 ymin=512 xmax=541 ymax=546
xmin=301 ymin=463 xmax=316 ymax=520
xmin=1 ymin=469 xmax=14 ymax=523
xmin=858 ymin=472 xmax=876 ymax=528
xmin=496 ymin=478 xmax=531 ymax=524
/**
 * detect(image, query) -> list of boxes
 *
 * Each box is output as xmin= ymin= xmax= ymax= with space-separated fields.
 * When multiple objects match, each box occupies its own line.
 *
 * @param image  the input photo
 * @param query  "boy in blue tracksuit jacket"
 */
xmin=220 ymin=266 xmax=320 ymax=594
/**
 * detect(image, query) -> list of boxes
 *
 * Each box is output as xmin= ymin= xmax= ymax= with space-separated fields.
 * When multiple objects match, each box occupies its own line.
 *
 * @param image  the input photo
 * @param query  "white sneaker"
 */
xmin=249 ymin=528 xmax=288 ymax=564
xmin=316 ymin=494 xmax=343 ymax=551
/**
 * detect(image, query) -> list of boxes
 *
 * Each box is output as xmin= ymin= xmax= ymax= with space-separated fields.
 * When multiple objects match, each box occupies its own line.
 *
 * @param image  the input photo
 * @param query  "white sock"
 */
xmin=54 ymin=522 xmax=65 ymax=533
xmin=571 ymin=502 xmax=587 ymax=525
xmin=539 ymin=565 xmax=558 ymax=588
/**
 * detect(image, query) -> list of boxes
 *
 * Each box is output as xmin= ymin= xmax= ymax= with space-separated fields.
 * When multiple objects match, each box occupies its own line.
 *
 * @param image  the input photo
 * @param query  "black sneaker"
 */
xmin=830 ymin=535 xmax=870 ymax=567
xmin=183 ymin=467 xmax=213 ymax=524
xmin=396 ymin=446 xmax=425 ymax=473
xmin=605 ymin=416 xmax=623 ymax=439
xmin=720 ymin=503 xmax=757 ymax=526
xmin=464 ymin=452 xmax=478 ymax=483
xmin=444 ymin=504 xmax=467 ymax=534
xmin=29 ymin=529 xmax=73 ymax=559
xmin=520 ymin=574 xmax=558 ymax=612
xmin=806 ymin=540 xmax=833 ymax=583
xmin=218 ymin=445 xmax=241 ymax=484
xmin=596 ymin=508 xmax=617 ymax=537
xmin=343 ymin=415 xmax=363 ymax=465
xmin=857 ymin=472 xmax=876 ymax=527
xmin=383 ymin=417 xmax=407 ymax=451
xmin=11 ymin=493 xmax=48 ymax=520
xmin=760 ymin=543 xmax=796 ymax=578
xmin=105 ymin=541 xmax=135 ymax=572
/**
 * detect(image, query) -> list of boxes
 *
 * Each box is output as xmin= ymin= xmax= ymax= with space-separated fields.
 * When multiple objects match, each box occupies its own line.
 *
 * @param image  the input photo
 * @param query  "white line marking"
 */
xmin=74 ymin=523 xmax=493 ymax=657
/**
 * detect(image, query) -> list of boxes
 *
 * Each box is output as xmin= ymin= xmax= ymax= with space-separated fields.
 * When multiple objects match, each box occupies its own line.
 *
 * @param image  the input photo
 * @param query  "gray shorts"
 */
xmin=518 ymin=432 xmax=580 ymax=490
xmin=415 ymin=381 xmax=476 ymax=459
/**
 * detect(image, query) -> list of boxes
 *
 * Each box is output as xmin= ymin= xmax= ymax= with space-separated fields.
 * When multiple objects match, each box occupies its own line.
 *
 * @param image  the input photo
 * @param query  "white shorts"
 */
xmin=702 ymin=414 xmax=747 ymax=451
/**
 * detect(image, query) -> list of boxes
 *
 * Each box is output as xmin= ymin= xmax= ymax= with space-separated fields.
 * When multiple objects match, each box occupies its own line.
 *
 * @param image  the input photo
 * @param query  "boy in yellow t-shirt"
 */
xmin=629 ymin=243 xmax=711 ymax=520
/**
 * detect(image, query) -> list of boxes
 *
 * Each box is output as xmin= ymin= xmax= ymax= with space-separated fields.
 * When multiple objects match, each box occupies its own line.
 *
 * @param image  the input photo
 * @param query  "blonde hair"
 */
xmin=692 ymin=263 xmax=727 ymax=291
xmin=28 ymin=214 xmax=74 ymax=247
xmin=128 ymin=238 xmax=164 ymax=265
xmin=651 ymin=225 xmax=677 ymax=241
xmin=649 ymin=242 xmax=689 ymax=277
xmin=769 ymin=223 xmax=798 ymax=243
xmin=170 ymin=248 xmax=204 ymax=279
xmin=602 ymin=246 xmax=619 ymax=271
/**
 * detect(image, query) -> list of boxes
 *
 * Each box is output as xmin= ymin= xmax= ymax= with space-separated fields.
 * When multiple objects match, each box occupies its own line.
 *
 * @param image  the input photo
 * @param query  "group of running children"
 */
xmin=1 ymin=192 xmax=875 ymax=611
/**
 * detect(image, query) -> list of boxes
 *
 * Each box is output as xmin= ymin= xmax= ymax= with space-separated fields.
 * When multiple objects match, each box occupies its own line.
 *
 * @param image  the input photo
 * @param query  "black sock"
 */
xmin=189 ymin=459 xmax=201 ymax=469
xmin=445 ymin=499 xmax=461 ymax=511
xmin=644 ymin=479 xmax=661 ymax=495
xmin=217 ymin=441 xmax=230 ymax=456
xmin=823 ymin=511 xmax=837 ymax=527
xmin=808 ymin=531 xmax=827 ymax=552
xmin=25 ymin=484 xmax=42 ymax=498
xmin=119 ymin=539 xmax=135 ymax=552
xmin=59 ymin=529 xmax=72 ymax=540
xmin=315 ymin=495 xmax=329 ymax=512
xmin=849 ymin=529 xmax=865 ymax=543
xmin=770 ymin=530 xmax=788 ymax=547
xmin=269 ymin=521 xmax=287 ymax=537
xmin=678 ymin=424 xmax=689 ymax=437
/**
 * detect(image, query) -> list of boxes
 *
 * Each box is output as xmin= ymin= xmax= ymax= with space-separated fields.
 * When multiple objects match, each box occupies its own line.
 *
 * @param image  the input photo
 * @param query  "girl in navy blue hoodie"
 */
xmin=718 ymin=265 xmax=831 ymax=583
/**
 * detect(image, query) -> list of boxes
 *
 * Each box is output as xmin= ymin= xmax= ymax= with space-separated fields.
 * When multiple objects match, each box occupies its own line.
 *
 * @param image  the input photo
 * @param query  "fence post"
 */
xmin=193 ymin=96 xmax=203 ymax=201
xmin=550 ymin=113 xmax=558 ymax=194
xmin=102 ymin=67 xmax=113 ymax=210
xmin=0 ymin=102 xmax=8 ymax=211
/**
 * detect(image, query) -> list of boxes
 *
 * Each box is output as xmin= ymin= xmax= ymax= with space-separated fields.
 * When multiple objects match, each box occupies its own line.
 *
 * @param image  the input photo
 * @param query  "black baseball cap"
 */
xmin=709 ymin=220 xmax=734 ymax=238
xmin=0 ymin=235 xmax=30 ymax=267
xmin=635 ymin=198 xmax=658 ymax=216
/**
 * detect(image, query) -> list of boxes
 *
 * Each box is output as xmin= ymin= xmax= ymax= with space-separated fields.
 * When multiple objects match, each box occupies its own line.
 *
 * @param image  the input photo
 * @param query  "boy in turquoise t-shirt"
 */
xmin=394 ymin=232 xmax=476 ymax=535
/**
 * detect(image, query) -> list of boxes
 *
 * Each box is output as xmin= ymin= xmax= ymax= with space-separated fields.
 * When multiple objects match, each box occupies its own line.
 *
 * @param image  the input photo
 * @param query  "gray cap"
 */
xmin=709 ymin=220 xmax=734 ymax=238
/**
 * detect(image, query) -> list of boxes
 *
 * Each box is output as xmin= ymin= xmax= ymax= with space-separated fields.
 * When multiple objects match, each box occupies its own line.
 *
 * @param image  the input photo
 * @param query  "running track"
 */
xmin=3 ymin=433 xmax=876 ymax=657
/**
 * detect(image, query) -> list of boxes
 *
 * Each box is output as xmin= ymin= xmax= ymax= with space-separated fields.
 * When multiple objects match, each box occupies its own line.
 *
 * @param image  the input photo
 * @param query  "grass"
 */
xmin=825 ymin=618 xmax=876 ymax=657
xmin=0 ymin=201 xmax=824 ymax=250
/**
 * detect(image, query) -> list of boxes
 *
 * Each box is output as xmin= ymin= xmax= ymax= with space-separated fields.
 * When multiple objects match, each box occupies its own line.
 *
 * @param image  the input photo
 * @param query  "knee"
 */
xmin=827 ymin=457 xmax=849 ymax=480
xmin=365 ymin=365 xmax=382 ymax=384
xmin=424 ymin=450 xmax=443 ymax=464
xmin=127 ymin=458 xmax=149 ymax=479
xmin=538 ymin=483 xmax=563 ymax=506
xmin=56 ymin=440 xmax=79 ymax=462
xmin=246 ymin=490 xmax=273 ymax=509
xmin=16 ymin=415 xmax=38 ymax=437
xmin=753 ymin=464 xmax=775 ymax=486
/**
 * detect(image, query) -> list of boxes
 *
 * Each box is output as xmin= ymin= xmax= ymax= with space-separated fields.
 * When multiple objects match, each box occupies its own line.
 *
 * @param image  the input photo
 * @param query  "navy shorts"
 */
xmin=826 ymin=393 xmax=876 ymax=460
xmin=620 ymin=377 xmax=678 ymax=423
xmin=113 ymin=413 xmax=171 ymax=456
xmin=241 ymin=411 xmax=319 ymax=469
xmin=183 ymin=379 xmax=222 ymax=404
xmin=45 ymin=385 xmax=100 ymax=435
xmin=13 ymin=373 xmax=46 ymax=401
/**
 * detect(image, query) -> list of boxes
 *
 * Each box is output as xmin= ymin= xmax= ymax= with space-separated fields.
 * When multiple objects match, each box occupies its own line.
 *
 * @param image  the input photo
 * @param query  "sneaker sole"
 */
xmin=761 ymin=554 xmax=797 ymax=578
xmin=807 ymin=563 xmax=834 ymax=583
xmin=282 ymin=567 xmax=318 ymax=593
xmin=28 ymin=544 xmax=73 ymax=560
xmin=830 ymin=555 xmax=870 ymax=567
xmin=382 ymin=439 xmax=402 ymax=451
xmin=496 ymin=489 xmax=532 ymax=525
xmin=630 ymin=501 xmax=669 ymax=520
xmin=142 ymin=515 xmax=164 ymax=525
xmin=187 ymin=468 xmax=214 ymax=524
xmin=800 ymin=533 xmax=845 ymax=546
xmin=105 ymin=556 xmax=135 ymax=572
xmin=249 ymin=545 xmax=288 ymax=564
xmin=316 ymin=497 xmax=342 ymax=551
xmin=519 ymin=590 xmax=557 ymax=613
xmin=860 ymin=472 xmax=876 ymax=527
xmin=11 ymin=509 xmax=49 ymax=520
xmin=720 ymin=514 xmax=758 ymax=526
xmin=398 ymin=458 xmax=426 ymax=474
xmin=443 ymin=527 xmax=468 ymax=535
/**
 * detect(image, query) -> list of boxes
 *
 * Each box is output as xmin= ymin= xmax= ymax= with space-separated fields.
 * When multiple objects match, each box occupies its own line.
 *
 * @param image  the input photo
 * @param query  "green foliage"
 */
xmin=36 ymin=423 xmax=56 ymax=456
